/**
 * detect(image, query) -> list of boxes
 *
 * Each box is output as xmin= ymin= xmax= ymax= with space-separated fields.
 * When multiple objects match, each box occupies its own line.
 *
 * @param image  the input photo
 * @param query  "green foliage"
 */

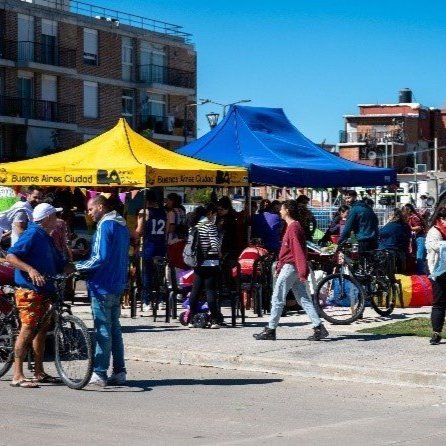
xmin=188 ymin=188 xmax=213 ymax=204
xmin=358 ymin=317 xmax=432 ymax=337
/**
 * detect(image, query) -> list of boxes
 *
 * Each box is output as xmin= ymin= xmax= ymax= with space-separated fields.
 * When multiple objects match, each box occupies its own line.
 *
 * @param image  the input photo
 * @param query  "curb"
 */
xmin=126 ymin=346 xmax=446 ymax=389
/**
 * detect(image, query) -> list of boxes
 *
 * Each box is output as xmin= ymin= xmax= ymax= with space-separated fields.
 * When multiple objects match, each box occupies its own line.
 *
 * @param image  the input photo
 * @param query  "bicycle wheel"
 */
xmin=314 ymin=273 xmax=365 ymax=324
xmin=0 ymin=322 xmax=15 ymax=378
xmin=369 ymin=277 xmax=397 ymax=316
xmin=54 ymin=314 xmax=93 ymax=390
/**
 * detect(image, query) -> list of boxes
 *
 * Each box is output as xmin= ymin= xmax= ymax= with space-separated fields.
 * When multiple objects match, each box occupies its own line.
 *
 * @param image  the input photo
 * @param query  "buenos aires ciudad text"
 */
xmin=11 ymin=174 xmax=93 ymax=183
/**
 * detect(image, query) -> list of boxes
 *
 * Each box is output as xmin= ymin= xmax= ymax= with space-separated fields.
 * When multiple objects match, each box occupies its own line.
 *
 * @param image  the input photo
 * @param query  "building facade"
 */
xmin=338 ymin=89 xmax=446 ymax=174
xmin=0 ymin=0 xmax=197 ymax=161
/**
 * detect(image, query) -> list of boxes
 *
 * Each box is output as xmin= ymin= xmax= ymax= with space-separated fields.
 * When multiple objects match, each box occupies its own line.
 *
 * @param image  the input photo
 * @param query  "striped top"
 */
xmin=196 ymin=217 xmax=221 ymax=265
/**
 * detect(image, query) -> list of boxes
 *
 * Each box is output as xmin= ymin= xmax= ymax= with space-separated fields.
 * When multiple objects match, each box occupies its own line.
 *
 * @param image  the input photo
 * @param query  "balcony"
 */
xmin=137 ymin=64 xmax=195 ymax=90
xmin=138 ymin=114 xmax=194 ymax=137
xmin=339 ymin=130 xmax=404 ymax=144
xmin=0 ymin=95 xmax=76 ymax=124
xmin=0 ymin=40 xmax=76 ymax=69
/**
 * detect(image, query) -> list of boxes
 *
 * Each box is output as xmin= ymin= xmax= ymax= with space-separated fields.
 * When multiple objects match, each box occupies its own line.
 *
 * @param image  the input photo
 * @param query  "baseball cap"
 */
xmin=33 ymin=203 xmax=63 ymax=221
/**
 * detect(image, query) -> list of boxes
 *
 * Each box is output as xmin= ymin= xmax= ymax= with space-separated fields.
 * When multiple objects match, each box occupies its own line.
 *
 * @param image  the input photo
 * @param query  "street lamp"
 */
xmin=206 ymin=112 xmax=220 ymax=129
xmin=199 ymin=98 xmax=252 ymax=118
xmin=183 ymin=99 xmax=209 ymax=145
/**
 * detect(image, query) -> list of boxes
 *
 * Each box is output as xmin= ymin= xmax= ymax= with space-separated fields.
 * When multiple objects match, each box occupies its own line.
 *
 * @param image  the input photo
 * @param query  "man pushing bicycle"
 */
xmin=6 ymin=203 xmax=73 ymax=388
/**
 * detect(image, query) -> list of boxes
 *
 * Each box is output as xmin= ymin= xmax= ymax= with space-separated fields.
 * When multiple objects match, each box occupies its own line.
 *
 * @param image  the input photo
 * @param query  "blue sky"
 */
xmin=88 ymin=0 xmax=446 ymax=144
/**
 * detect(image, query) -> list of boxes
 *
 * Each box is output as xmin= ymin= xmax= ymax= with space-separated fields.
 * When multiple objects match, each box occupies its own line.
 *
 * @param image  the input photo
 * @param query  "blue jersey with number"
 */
xmin=143 ymin=207 xmax=167 ymax=258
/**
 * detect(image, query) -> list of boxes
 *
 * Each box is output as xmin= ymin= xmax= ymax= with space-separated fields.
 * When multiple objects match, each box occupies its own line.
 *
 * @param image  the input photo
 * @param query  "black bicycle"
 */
xmin=0 ymin=274 xmax=93 ymax=389
xmin=313 ymin=245 xmax=401 ymax=324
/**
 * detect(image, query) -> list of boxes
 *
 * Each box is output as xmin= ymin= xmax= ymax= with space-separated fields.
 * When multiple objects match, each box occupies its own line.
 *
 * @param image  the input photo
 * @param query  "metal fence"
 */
xmin=310 ymin=206 xmax=394 ymax=235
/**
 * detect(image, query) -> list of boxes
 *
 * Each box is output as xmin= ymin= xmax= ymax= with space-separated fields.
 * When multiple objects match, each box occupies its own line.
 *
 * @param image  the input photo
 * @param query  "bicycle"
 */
xmin=313 ymin=244 xmax=401 ymax=324
xmin=0 ymin=273 xmax=93 ymax=389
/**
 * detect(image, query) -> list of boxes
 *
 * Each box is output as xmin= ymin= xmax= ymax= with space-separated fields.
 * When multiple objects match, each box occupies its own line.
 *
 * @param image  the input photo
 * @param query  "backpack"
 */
xmin=182 ymin=226 xmax=200 ymax=268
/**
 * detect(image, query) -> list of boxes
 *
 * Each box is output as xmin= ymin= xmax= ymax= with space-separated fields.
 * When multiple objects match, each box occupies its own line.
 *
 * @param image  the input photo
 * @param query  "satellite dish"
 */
xmin=367 ymin=151 xmax=377 ymax=160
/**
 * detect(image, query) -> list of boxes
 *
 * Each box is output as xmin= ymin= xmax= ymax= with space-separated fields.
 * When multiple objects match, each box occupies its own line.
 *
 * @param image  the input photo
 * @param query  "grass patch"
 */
xmin=358 ymin=317 xmax=432 ymax=337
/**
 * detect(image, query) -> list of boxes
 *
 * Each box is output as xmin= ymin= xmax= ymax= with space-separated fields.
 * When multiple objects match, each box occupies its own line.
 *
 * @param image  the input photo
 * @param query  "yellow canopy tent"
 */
xmin=0 ymin=119 xmax=248 ymax=187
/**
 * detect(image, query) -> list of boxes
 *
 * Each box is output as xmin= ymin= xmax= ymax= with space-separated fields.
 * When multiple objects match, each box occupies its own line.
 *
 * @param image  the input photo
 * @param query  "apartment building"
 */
xmin=0 ymin=0 xmax=197 ymax=161
xmin=338 ymin=89 xmax=446 ymax=174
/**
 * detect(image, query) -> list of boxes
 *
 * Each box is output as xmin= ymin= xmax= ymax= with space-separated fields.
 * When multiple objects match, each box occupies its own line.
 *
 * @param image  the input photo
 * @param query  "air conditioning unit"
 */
xmin=416 ymin=164 xmax=427 ymax=173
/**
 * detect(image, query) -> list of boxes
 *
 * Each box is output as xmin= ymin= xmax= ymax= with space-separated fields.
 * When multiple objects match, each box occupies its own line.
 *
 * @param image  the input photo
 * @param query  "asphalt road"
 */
xmin=2 ymin=360 xmax=446 ymax=446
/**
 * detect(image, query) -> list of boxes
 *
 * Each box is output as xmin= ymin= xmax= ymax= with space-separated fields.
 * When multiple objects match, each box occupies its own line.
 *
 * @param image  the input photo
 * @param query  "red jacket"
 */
xmin=276 ymin=220 xmax=308 ymax=281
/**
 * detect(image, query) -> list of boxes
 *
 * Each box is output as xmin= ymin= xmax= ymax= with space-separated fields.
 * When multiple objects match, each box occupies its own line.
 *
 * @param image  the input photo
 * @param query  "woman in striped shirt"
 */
xmin=188 ymin=203 xmax=224 ymax=329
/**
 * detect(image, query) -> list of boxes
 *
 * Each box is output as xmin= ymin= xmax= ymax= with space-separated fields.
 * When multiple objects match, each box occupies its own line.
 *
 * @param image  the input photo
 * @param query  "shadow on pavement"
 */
xmin=129 ymin=377 xmax=283 ymax=387
xmin=121 ymin=325 xmax=186 ymax=333
xmin=87 ymin=377 xmax=283 ymax=393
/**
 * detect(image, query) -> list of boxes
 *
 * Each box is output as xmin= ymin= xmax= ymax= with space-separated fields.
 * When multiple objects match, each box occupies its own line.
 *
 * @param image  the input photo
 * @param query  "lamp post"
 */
xmin=414 ymin=144 xmax=418 ymax=206
xmin=199 ymin=98 xmax=252 ymax=123
xmin=206 ymin=112 xmax=220 ymax=129
xmin=183 ymin=99 xmax=209 ymax=145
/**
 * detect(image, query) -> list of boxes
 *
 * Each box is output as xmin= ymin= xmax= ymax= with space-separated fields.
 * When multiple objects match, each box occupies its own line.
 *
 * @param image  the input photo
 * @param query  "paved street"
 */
xmin=2 ymin=360 xmax=446 ymax=446
xmin=3 ymin=294 xmax=446 ymax=445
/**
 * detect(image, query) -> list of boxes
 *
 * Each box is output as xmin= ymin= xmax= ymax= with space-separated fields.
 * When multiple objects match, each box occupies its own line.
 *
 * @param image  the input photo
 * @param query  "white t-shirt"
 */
xmin=11 ymin=209 xmax=29 ymax=247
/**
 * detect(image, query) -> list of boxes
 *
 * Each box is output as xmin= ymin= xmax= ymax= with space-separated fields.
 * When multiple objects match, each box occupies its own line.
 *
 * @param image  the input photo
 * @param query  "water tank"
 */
xmin=399 ymin=88 xmax=413 ymax=103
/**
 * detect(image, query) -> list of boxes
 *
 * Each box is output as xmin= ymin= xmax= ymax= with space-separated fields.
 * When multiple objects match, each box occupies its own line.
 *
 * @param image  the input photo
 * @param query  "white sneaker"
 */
xmin=188 ymin=323 xmax=194 ymax=328
xmin=142 ymin=304 xmax=150 ymax=312
xmin=107 ymin=372 xmax=127 ymax=386
xmin=88 ymin=372 xmax=107 ymax=387
xmin=210 ymin=323 xmax=220 ymax=329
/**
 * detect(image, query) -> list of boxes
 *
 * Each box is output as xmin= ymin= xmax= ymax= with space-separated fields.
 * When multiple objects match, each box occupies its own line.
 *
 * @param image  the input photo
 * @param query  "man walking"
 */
xmin=6 ymin=203 xmax=67 ymax=388
xmin=76 ymin=195 xmax=130 ymax=387
xmin=339 ymin=189 xmax=379 ymax=252
xmin=253 ymin=200 xmax=328 ymax=341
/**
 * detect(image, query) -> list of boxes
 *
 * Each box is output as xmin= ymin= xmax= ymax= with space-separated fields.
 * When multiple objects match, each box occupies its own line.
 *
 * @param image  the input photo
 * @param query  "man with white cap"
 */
xmin=6 ymin=203 xmax=69 ymax=388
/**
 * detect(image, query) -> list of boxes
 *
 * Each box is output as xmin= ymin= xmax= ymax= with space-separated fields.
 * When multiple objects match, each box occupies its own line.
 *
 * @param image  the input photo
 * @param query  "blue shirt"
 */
xmin=8 ymin=222 xmax=65 ymax=294
xmin=143 ymin=207 xmax=167 ymax=257
xmin=76 ymin=211 xmax=130 ymax=295
xmin=378 ymin=221 xmax=412 ymax=253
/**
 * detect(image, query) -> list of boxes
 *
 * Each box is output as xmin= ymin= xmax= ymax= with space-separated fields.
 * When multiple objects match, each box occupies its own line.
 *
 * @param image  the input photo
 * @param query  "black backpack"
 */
xmin=183 ymin=227 xmax=200 ymax=268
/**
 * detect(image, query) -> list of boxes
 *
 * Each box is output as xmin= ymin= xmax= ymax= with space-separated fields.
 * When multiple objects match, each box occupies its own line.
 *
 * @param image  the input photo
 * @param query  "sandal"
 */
xmin=10 ymin=379 xmax=40 ymax=388
xmin=32 ymin=373 xmax=62 ymax=384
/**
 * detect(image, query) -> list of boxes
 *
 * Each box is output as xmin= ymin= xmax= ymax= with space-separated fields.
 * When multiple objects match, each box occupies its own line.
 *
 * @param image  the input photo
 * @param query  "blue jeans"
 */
xmin=269 ymin=264 xmax=321 ymax=329
xmin=414 ymin=236 xmax=426 ymax=275
xmin=90 ymin=291 xmax=126 ymax=379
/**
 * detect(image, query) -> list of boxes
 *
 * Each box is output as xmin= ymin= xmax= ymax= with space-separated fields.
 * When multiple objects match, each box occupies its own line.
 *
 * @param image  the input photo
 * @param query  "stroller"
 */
xmin=176 ymin=269 xmax=212 ymax=328
xmin=179 ymin=297 xmax=211 ymax=328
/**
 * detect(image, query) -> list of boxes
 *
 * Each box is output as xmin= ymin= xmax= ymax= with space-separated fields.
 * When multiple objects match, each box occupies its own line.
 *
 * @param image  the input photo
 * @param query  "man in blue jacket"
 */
xmin=76 ymin=195 xmax=130 ymax=387
xmin=339 ymin=190 xmax=379 ymax=252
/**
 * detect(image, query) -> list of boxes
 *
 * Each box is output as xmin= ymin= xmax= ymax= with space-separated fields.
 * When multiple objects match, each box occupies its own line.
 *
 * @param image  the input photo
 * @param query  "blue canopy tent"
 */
xmin=179 ymin=106 xmax=396 ymax=187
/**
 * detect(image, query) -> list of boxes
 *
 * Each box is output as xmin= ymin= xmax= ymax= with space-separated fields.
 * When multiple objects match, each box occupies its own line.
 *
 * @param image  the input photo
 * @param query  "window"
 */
xmin=122 ymin=37 xmax=133 ymax=81
xmin=83 ymin=81 xmax=98 ymax=118
xmin=139 ymin=42 xmax=166 ymax=83
xmin=251 ymin=188 xmax=261 ymax=197
xmin=18 ymin=14 xmax=34 ymax=61
xmin=83 ymin=28 xmax=98 ymax=65
xmin=122 ymin=89 xmax=134 ymax=125
xmin=41 ymin=19 xmax=57 ymax=65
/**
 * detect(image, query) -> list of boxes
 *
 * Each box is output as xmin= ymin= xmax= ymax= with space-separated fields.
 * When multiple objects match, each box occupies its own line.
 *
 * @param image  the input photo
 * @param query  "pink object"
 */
xmin=87 ymin=190 xmax=98 ymax=200
xmin=118 ymin=192 xmax=127 ymax=204
xmin=178 ymin=269 xmax=195 ymax=287
xmin=0 ymin=262 xmax=14 ymax=286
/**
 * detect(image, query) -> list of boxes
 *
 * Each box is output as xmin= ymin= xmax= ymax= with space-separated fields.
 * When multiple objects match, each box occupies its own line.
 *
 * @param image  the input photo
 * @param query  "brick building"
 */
xmin=0 ymin=0 xmax=197 ymax=161
xmin=338 ymin=89 xmax=446 ymax=173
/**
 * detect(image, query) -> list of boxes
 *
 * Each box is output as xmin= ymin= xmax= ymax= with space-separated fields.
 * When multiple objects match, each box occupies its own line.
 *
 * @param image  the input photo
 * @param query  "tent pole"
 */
xmin=246 ymin=186 xmax=251 ymax=242
xmin=131 ymin=188 xmax=147 ymax=319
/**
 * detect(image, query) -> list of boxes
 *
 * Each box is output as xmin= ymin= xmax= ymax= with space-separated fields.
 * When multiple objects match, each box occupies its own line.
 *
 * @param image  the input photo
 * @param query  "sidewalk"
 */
xmin=71 ymin=293 xmax=446 ymax=389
